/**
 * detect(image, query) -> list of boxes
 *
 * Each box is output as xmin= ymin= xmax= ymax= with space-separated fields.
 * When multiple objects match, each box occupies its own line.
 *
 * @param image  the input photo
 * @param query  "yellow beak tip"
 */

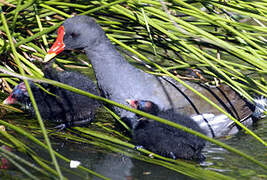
xmin=3 ymin=99 xmax=7 ymax=105
xmin=44 ymin=53 xmax=56 ymax=63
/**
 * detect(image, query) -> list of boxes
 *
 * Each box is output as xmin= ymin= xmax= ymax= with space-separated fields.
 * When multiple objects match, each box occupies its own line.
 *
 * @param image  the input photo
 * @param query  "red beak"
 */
xmin=3 ymin=94 xmax=16 ymax=105
xmin=126 ymin=99 xmax=138 ymax=109
xmin=44 ymin=26 xmax=65 ymax=62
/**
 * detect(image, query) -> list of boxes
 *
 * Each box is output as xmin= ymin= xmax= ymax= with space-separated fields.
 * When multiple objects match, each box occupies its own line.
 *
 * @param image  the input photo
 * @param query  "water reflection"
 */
xmin=55 ymin=142 xmax=192 ymax=180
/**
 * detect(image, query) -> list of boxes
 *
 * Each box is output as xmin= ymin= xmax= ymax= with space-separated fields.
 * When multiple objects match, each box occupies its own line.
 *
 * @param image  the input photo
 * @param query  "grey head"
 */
xmin=62 ymin=15 xmax=107 ymax=50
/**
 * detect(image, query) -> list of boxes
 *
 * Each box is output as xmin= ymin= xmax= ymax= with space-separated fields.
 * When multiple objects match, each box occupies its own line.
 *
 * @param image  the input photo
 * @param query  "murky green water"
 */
xmin=203 ymin=118 xmax=267 ymax=179
xmin=1 ymin=103 xmax=266 ymax=180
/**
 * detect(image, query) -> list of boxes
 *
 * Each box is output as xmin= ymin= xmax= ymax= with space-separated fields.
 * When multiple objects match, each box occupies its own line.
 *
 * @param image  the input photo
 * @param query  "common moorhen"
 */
xmin=44 ymin=15 xmax=265 ymax=137
xmin=4 ymin=68 xmax=101 ymax=129
xmin=126 ymin=99 xmax=206 ymax=160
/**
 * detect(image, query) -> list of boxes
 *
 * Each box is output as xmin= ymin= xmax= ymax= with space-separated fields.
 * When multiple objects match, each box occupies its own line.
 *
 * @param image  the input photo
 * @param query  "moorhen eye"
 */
xmin=70 ymin=32 xmax=78 ymax=38
xmin=44 ymin=15 xmax=265 ymax=138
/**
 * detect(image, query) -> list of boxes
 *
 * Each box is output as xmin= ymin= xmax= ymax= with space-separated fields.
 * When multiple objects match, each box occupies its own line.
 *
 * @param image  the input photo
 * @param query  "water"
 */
xmin=0 ymin=106 xmax=266 ymax=179
xmin=203 ymin=118 xmax=267 ymax=179
xmin=57 ymin=117 xmax=267 ymax=180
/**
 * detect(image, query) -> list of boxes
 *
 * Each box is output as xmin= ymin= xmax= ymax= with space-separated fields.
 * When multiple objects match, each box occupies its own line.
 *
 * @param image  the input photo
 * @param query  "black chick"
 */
xmin=4 ymin=68 xmax=101 ymax=129
xmin=126 ymin=99 xmax=206 ymax=161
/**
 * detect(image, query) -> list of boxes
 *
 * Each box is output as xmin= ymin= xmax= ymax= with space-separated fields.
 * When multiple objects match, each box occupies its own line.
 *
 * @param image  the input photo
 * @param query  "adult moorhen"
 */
xmin=125 ymin=99 xmax=206 ymax=161
xmin=44 ymin=15 xmax=266 ymax=137
xmin=4 ymin=68 xmax=101 ymax=129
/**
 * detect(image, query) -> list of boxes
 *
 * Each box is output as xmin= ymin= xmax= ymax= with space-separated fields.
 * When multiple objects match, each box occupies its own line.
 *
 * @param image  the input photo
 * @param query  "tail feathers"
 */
xmin=252 ymin=96 xmax=267 ymax=119
xmin=191 ymin=113 xmax=238 ymax=137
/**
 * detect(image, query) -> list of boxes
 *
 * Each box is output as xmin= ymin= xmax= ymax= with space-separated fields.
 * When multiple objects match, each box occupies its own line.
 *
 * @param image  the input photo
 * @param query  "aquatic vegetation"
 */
xmin=0 ymin=1 xmax=266 ymax=179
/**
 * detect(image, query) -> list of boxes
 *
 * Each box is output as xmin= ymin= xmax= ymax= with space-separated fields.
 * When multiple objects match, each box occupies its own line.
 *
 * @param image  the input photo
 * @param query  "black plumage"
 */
xmin=4 ymin=68 xmax=101 ymax=128
xmin=127 ymin=100 xmax=206 ymax=161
